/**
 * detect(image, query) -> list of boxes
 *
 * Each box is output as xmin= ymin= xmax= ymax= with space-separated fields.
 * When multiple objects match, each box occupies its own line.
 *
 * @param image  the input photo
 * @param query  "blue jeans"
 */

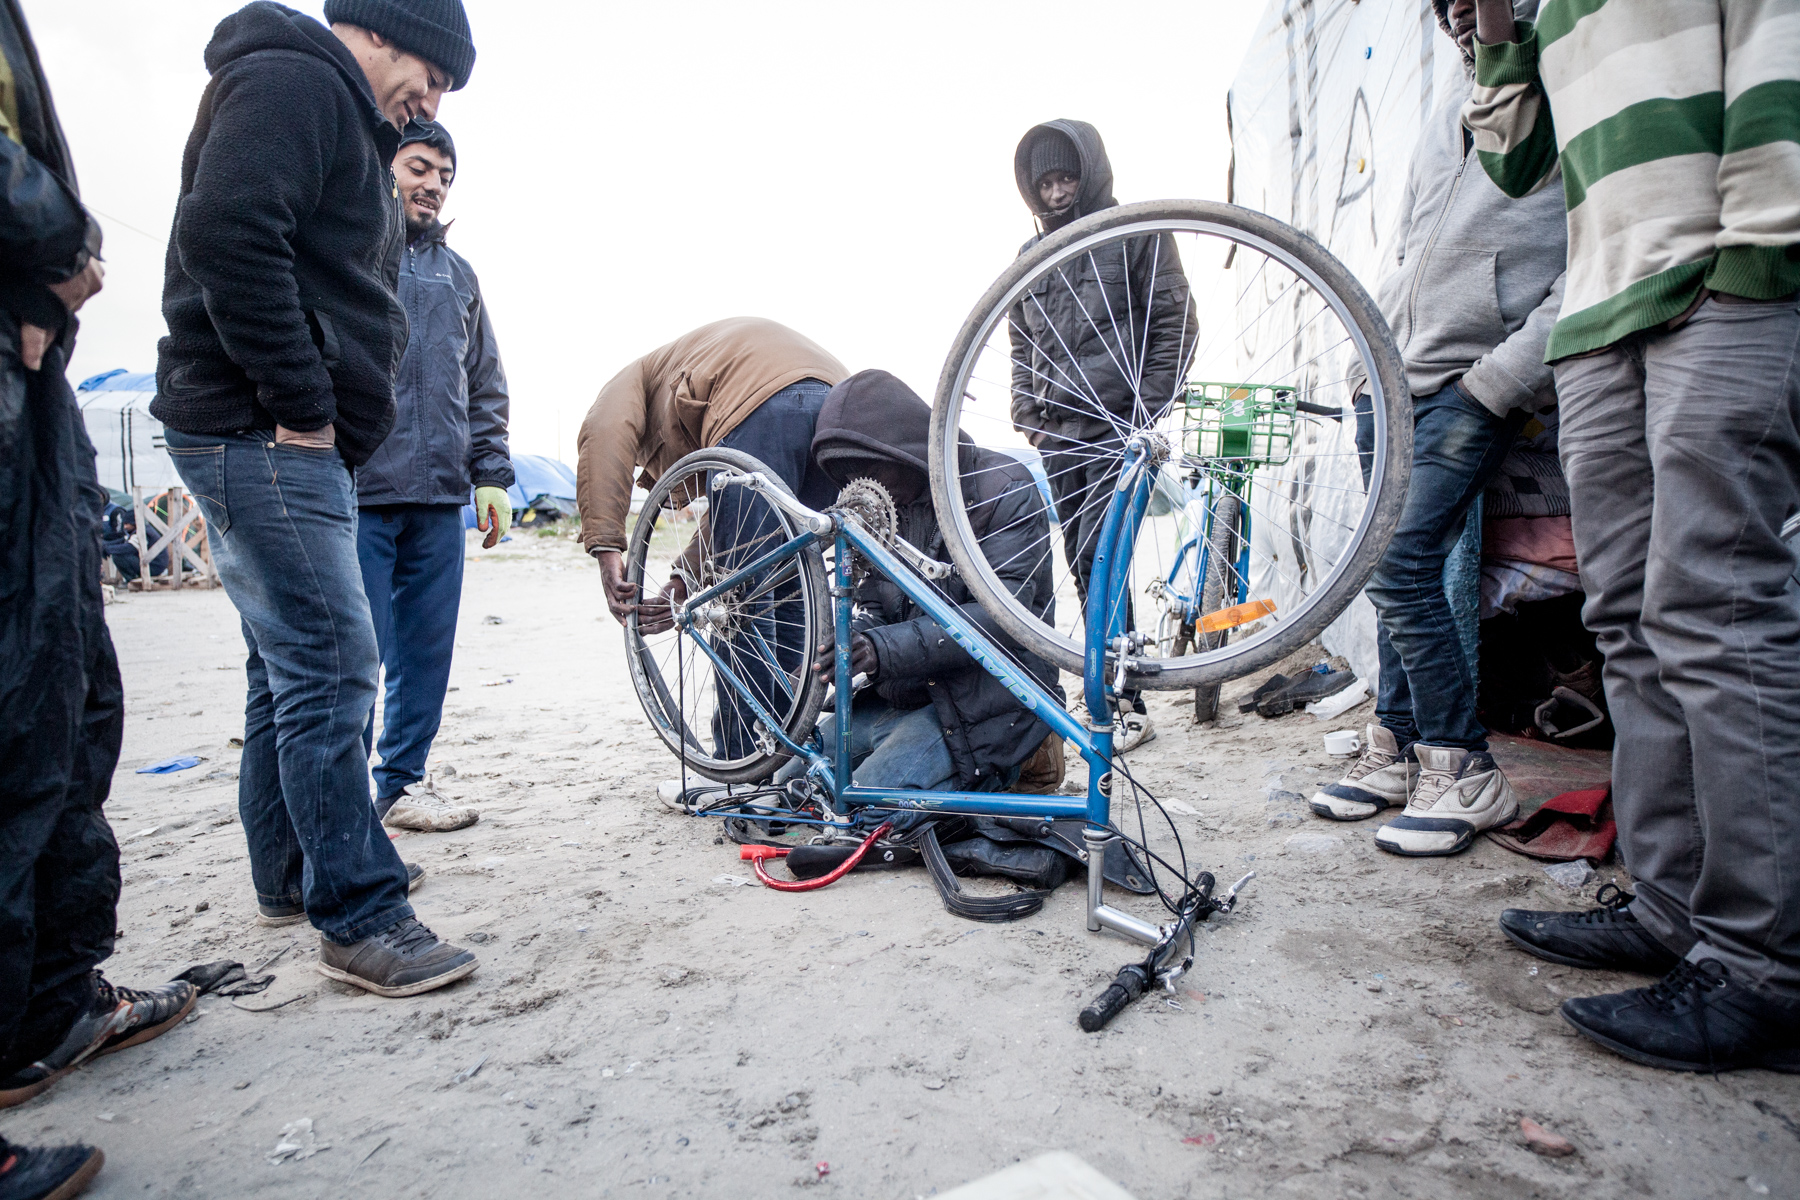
xmin=712 ymin=379 xmax=833 ymax=759
xmin=776 ymin=699 xmax=955 ymax=790
xmin=357 ymin=504 xmax=465 ymax=805
xmin=1356 ymin=383 xmax=1524 ymax=751
xmin=165 ymin=430 xmax=412 ymax=944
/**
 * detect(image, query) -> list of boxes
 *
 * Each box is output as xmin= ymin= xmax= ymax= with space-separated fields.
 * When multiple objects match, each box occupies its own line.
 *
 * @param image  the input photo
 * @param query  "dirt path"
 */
xmin=20 ymin=528 xmax=1798 ymax=1198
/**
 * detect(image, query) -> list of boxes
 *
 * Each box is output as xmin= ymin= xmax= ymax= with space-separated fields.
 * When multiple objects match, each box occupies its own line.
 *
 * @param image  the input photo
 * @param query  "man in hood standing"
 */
xmin=356 ymin=118 xmax=509 ymax=834
xmin=0 ymin=1 xmax=195 ymax=1187
xmin=1008 ymin=120 xmax=1195 ymax=751
xmin=153 ymin=0 xmax=481 ymax=999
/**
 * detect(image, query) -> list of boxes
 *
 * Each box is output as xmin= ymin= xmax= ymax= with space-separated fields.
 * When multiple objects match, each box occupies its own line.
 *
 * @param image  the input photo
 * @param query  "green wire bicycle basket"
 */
xmin=1181 ymin=381 xmax=1298 ymax=466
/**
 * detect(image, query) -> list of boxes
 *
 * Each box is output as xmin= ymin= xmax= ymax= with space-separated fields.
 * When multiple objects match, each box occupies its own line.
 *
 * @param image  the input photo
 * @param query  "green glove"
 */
xmin=475 ymin=486 xmax=512 ymax=548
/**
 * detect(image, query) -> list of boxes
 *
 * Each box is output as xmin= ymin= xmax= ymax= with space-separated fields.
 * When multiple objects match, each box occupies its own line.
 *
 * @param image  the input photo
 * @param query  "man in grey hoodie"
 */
xmin=1310 ymin=0 xmax=1566 ymax=857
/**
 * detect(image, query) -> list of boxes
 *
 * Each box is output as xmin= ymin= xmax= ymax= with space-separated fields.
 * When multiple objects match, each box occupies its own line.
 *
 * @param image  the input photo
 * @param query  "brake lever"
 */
xmin=1215 ymin=870 xmax=1256 ymax=914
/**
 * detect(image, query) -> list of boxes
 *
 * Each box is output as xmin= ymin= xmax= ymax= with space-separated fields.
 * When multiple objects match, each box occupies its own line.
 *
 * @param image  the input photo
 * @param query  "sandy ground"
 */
xmin=10 ymin=526 xmax=1798 ymax=1199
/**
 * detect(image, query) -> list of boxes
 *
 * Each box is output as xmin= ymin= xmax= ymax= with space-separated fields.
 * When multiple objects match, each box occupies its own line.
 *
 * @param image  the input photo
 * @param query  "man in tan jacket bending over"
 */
xmin=577 ymin=317 xmax=848 ymax=757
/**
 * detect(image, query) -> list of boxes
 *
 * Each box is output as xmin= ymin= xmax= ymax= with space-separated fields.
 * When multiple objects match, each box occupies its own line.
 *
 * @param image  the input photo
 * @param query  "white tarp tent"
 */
xmin=1224 ymin=0 xmax=1473 ymax=685
xmin=76 ymin=370 xmax=178 ymax=498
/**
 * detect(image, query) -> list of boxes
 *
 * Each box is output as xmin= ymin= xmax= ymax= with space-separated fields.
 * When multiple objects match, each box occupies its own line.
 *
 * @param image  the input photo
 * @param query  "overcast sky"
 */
xmin=32 ymin=1 xmax=1261 ymax=462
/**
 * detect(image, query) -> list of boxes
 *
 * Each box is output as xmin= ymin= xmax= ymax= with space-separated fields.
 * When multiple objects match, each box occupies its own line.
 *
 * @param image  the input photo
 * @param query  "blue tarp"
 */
xmin=77 ymin=369 xmax=156 ymax=392
xmin=462 ymin=453 xmax=578 ymax=529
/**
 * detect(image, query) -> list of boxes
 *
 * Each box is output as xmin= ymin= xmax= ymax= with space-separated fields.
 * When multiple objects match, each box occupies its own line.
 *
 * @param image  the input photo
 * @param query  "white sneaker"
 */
xmin=1116 ymin=711 xmax=1156 ymax=754
xmin=1374 ymin=744 xmax=1518 ymax=856
xmin=381 ymin=777 xmax=479 ymax=832
xmin=1310 ymin=724 xmax=1415 ymax=821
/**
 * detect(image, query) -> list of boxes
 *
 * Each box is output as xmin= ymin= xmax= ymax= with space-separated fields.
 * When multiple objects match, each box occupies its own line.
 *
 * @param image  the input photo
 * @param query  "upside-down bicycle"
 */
xmin=621 ymin=200 xmax=1410 ymax=1028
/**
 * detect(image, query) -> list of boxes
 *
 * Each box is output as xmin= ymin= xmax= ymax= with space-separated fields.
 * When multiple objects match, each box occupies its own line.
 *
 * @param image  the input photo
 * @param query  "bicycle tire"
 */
xmin=928 ymin=199 xmax=1410 ymax=689
xmin=623 ymin=447 xmax=830 ymax=784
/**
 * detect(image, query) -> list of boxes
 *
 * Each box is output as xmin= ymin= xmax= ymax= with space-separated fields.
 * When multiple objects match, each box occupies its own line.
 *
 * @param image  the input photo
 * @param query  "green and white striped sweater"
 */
xmin=1464 ymin=0 xmax=1800 ymax=358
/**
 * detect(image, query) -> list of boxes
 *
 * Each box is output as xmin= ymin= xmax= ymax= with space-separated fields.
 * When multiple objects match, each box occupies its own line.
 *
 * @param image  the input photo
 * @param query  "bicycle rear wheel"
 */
xmin=929 ymin=199 xmax=1409 ymax=689
xmin=623 ymin=448 xmax=830 ymax=784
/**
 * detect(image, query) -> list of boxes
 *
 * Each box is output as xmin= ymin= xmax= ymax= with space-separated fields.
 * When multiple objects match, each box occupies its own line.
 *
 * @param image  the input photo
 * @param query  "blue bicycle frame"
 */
xmin=1161 ymin=477 xmax=1252 ymax=623
xmin=674 ymin=441 xmax=1169 ymax=946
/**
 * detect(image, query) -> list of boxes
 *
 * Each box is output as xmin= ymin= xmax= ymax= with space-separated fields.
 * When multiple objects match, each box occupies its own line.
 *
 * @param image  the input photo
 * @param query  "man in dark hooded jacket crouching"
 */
xmin=778 ymin=370 xmax=1063 ymax=794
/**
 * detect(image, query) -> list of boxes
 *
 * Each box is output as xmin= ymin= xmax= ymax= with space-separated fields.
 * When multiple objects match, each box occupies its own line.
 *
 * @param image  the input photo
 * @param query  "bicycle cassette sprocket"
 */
xmin=831 ymin=477 xmax=898 ymax=585
xmin=831 ymin=477 xmax=898 ymax=547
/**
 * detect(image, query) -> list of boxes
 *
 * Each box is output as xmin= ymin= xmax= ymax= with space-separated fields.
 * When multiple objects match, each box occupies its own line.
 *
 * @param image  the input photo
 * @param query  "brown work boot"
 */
xmin=317 ymin=916 xmax=477 ymax=998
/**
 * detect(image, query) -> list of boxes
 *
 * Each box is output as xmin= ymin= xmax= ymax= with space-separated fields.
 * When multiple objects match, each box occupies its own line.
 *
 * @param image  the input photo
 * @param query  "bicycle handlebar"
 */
xmin=1079 ymin=962 xmax=1154 ymax=1032
xmin=1076 ymin=871 xmax=1254 ymax=1032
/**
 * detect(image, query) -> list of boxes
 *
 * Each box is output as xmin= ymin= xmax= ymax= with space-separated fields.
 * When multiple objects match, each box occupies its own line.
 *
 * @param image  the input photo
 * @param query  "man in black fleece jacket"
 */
xmin=155 ymin=0 xmax=482 ymax=1000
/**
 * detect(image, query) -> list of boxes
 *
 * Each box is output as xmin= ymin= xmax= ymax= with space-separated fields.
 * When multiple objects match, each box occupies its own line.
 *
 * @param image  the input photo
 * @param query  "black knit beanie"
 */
xmin=324 ymin=0 xmax=476 ymax=90
xmin=1028 ymin=131 xmax=1081 ymax=186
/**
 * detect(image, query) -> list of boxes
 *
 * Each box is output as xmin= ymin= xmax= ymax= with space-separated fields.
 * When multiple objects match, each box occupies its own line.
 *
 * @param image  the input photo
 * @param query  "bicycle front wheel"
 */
xmin=624 ymin=448 xmax=830 ymax=783
xmin=929 ymin=199 xmax=1409 ymax=689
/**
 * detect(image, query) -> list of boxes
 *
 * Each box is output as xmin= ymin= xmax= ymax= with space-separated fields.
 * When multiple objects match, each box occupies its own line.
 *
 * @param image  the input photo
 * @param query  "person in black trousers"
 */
xmin=0 ymin=2 xmax=195 ymax=1195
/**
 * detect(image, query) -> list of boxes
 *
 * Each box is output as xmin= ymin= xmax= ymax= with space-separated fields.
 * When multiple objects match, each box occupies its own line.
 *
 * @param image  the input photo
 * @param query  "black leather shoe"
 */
xmin=1561 ymin=958 xmax=1800 ymax=1073
xmin=0 ymin=974 xmax=195 ymax=1109
xmin=0 ymin=1136 xmax=103 ymax=1200
xmin=1498 ymin=884 xmax=1681 ymax=973
xmin=317 ymin=916 xmax=476 ymax=998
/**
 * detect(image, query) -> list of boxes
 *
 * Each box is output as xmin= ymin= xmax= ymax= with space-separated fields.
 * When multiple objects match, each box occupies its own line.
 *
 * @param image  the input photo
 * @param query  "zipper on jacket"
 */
xmin=1404 ymin=125 xmax=1472 ymax=349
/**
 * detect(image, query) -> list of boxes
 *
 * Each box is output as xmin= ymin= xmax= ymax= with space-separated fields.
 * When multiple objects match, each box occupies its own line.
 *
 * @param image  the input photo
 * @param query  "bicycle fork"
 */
xmin=1080 ymin=441 xmax=1163 ymax=945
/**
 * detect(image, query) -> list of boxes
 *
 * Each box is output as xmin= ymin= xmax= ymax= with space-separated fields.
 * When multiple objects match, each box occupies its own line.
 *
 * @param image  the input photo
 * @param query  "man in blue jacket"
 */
xmin=357 ymin=118 xmax=510 ymax=833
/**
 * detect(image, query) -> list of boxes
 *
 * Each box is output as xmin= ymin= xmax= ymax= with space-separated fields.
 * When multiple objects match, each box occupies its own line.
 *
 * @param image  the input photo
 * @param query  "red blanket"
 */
xmin=1490 ymin=785 xmax=1615 ymax=863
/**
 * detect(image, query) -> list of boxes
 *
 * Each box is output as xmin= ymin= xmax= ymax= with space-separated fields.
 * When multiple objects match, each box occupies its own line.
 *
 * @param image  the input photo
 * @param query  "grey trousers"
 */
xmin=1555 ymin=295 xmax=1800 ymax=999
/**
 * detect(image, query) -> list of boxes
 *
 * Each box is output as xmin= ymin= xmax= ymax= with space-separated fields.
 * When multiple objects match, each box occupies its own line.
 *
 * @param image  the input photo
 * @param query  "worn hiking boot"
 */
xmin=1499 ymin=884 xmax=1681 ymax=974
xmin=1310 ymin=724 xmax=1415 ymax=821
xmin=256 ymin=862 xmax=425 ymax=926
xmin=317 ymin=916 xmax=477 ymax=998
xmin=1561 ymin=958 xmax=1800 ymax=1073
xmin=0 ymin=974 xmax=195 ymax=1109
xmin=0 ymin=1136 xmax=103 ymax=1200
xmin=1374 ymin=744 xmax=1518 ymax=856
xmin=381 ymin=777 xmax=478 ymax=832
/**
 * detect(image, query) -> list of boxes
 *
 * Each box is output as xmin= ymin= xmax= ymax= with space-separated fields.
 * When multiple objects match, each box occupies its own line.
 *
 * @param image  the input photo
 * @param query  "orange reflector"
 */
xmin=1199 ymin=598 xmax=1277 ymax=634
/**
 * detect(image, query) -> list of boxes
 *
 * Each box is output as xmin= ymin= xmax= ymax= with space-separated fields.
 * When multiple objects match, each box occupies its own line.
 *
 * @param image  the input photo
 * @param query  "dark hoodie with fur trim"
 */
xmin=811 ymin=370 xmax=1062 ymax=788
xmin=153 ymin=2 xmax=406 ymax=467
xmin=1009 ymin=120 xmax=1195 ymax=443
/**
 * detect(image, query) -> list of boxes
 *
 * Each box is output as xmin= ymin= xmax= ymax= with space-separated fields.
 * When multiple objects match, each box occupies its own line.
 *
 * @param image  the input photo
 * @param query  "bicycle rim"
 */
xmin=624 ymin=448 xmax=829 ymax=783
xmin=929 ymin=199 xmax=1409 ymax=689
